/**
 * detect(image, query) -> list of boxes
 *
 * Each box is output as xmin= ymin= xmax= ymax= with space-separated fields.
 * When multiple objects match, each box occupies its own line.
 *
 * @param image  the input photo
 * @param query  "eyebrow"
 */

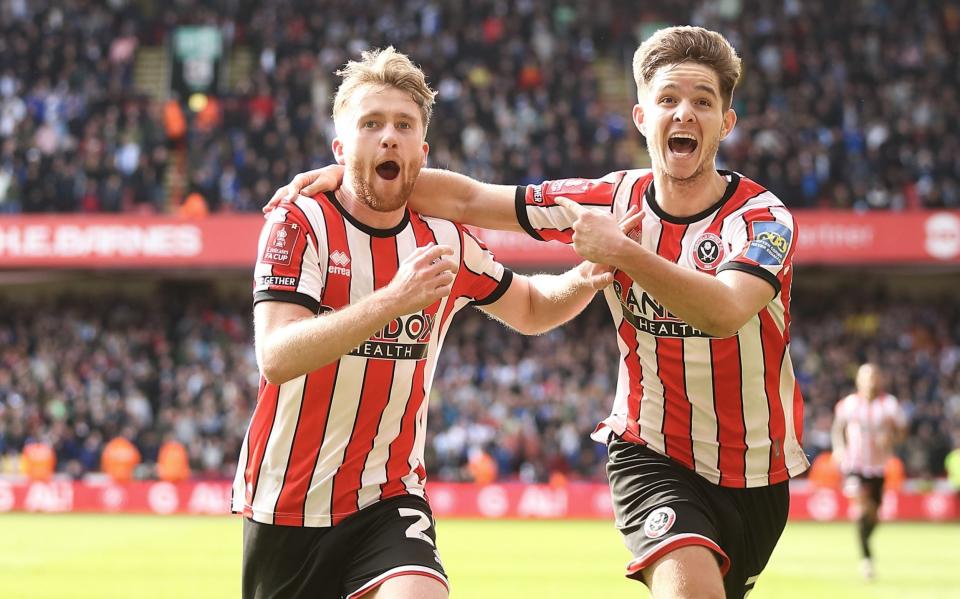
xmin=658 ymin=83 xmax=719 ymax=98
xmin=357 ymin=111 xmax=420 ymax=122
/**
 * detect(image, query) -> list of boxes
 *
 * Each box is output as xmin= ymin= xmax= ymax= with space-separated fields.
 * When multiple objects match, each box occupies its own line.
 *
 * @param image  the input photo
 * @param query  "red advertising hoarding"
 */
xmin=1 ymin=480 xmax=955 ymax=521
xmin=1 ymin=210 xmax=959 ymax=269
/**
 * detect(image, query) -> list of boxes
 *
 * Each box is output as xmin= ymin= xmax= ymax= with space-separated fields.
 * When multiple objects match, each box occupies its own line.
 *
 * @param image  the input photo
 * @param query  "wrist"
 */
xmin=573 ymin=262 xmax=598 ymax=290
xmin=370 ymin=287 xmax=404 ymax=320
xmin=609 ymin=235 xmax=640 ymax=269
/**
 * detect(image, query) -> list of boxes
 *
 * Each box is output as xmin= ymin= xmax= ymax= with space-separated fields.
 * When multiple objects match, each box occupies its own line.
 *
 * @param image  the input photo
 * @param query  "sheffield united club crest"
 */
xmin=644 ymin=506 xmax=677 ymax=539
xmin=692 ymin=232 xmax=724 ymax=270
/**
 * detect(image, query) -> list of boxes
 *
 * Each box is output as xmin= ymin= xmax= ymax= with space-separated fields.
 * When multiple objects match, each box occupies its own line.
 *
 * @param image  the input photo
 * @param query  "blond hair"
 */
xmin=332 ymin=47 xmax=437 ymax=134
xmin=632 ymin=26 xmax=742 ymax=110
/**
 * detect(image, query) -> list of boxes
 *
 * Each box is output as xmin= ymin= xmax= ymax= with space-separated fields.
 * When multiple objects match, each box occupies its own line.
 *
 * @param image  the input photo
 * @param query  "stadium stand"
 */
xmin=0 ymin=0 xmax=956 ymax=213
xmin=0 ymin=277 xmax=957 ymax=484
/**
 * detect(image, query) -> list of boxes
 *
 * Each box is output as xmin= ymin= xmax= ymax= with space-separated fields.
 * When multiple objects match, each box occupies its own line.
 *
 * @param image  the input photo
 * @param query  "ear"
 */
xmin=332 ymin=138 xmax=346 ymax=165
xmin=420 ymin=141 xmax=429 ymax=168
xmin=719 ymin=107 xmax=737 ymax=141
xmin=632 ymin=104 xmax=646 ymax=137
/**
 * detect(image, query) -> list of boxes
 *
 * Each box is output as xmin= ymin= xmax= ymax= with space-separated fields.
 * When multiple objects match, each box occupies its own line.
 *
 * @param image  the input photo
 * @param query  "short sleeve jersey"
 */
xmin=233 ymin=192 xmax=512 ymax=526
xmin=516 ymin=170 xmax=809 ymax=488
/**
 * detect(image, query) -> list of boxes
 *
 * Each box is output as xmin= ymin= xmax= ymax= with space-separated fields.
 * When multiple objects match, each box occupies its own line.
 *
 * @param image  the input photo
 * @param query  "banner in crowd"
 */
xmin=1 ymin=480 xmax=956 ymax=521
xmin=0 ymin=211 xmax=958 ymax=268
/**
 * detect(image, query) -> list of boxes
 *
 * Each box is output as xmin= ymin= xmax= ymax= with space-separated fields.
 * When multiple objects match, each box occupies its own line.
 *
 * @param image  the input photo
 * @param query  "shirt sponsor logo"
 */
xmin=328 ymin=249 xmax=351 ymax=276
xmin=612 ymin=281 xmax=711 ymax=338
xmin=644 ymin=506 xmax=677 ymax=539
xmin=348 ymin=341 xmax=428 ymax=360
xmin=261 ymin=223 xmax=300 ymax=266
xmin=692 ymin=232 xmax=724 ymax=270
xmin=258 ymin=275 xmax=297 ymax=287
xmin=746 ymin=221 xmax=792 ymax=266
xmin=347 ymin=313 xmax=435 ymax=361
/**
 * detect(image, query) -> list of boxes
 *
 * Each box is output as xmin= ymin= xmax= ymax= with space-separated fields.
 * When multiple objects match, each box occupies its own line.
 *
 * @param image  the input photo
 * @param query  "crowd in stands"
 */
xmin=0 ymin=287 xmax=257 ymax=480
xmin=0 ymin=0 xmax=957 ymax=214
xmin=1 ymin=280 xmax=957 ymax=484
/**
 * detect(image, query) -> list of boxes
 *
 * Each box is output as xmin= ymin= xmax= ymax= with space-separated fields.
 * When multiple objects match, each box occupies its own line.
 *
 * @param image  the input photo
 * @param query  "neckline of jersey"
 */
xmin=644 ymin=170 xmax=741 ymax=225
xmin=325 ymin=191 xmax=411 ymax=237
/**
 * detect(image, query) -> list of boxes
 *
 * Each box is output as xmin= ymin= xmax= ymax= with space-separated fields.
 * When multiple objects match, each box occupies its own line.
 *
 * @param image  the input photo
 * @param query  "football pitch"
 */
xmin=2 ymin=515 xmax=959 ymax=598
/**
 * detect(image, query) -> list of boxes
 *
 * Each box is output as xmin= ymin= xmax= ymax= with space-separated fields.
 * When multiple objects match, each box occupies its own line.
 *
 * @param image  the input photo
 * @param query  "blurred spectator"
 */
xmin=157 ymin=436 xmax=190 ymax=482
xmin=177 ymin=190 xmax=209 ymax=218
xmin=884 ymin=456 xmax=905 ymax=492
xmin=466 ymin=446 xmax=498 ymax=486
xmin=21 ymin=441 xmax=55 ymax=481
xmin=101 ymin=433 xmax=141 ymax=483
xmin=807 ymin=451 xmax=842 ymax=490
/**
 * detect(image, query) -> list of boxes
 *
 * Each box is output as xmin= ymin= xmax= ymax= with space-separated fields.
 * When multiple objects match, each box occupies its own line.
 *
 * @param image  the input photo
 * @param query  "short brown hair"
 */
xmin=632 ymin=26 xmax=742 ymax=110
xmin=332 ymin=46 xmax=437 ymax=134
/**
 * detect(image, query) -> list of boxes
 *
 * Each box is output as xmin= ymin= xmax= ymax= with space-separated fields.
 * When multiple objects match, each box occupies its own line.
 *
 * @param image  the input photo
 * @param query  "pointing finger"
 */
xmin=553 ymin=196 xmax=586 ymax=215
xmin=619 ymin=205 xmax=640 ymax=223
xmin=619 ymin=210 xmax=645 ymax=240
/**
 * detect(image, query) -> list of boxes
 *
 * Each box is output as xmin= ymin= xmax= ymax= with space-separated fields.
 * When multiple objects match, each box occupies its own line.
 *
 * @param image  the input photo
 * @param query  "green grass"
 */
xmin=2 ymin=515 xmax=959 ymax=598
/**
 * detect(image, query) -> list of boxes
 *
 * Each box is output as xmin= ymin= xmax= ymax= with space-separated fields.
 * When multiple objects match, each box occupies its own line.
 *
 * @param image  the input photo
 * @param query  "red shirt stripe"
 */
xmin=711 ymin=336 xmax=745 ymax=484
xmin=759 ymin=309 xmax=788 ymax=482
xmin=654 ymin=222 xmax=694 ymax=469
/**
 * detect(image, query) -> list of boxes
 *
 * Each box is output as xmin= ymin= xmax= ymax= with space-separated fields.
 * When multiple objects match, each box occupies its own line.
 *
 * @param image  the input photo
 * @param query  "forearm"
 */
xmin=521 ymin=266 xmax=598 ymax=334
xmin=259 ymin=294 xmax=397 ymax=384
xmin=612 ymin=241 xmax=748 ymax=337
xmin=410 ymin=169 xmax=522 ymax=232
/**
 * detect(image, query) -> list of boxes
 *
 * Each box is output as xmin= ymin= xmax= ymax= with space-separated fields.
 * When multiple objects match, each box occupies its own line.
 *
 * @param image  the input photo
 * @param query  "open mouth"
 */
xmin=375 ymin=161 xmax=400 ymax=181
xmin=667 ymin=134 xmax=698 ymax=156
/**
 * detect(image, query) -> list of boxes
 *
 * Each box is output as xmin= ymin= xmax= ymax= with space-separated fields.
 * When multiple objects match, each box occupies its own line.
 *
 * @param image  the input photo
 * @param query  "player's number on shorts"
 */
xmin=398 ymin=507 xmax=434 ymax=546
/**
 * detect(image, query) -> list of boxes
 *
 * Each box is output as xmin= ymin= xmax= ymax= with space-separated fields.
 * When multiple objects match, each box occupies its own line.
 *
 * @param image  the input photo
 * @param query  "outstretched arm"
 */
xmin=478 ymin=207 xmax=643 ymax=335
xmin=266 ymin=165 xmax=522 ymax=231
xmin=409 ymin=169 xmax=521 ymax=231
xmin=480 ymin=262 xmax=611 ymax=335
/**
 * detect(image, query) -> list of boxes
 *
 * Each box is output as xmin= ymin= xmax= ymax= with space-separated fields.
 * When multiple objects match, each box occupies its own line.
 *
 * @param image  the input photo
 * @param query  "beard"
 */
xmin=350 ymin=161 xmax=419 ymax=213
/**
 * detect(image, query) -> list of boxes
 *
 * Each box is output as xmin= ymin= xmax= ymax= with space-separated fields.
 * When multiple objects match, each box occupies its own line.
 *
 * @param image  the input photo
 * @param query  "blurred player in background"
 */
xmin=832 ymin=362 xmax=907 ymax=580
xmin=269 ymin=25 xmax=808 ymax=599
xmin=236 ymin=47 xmax=626 ymax=599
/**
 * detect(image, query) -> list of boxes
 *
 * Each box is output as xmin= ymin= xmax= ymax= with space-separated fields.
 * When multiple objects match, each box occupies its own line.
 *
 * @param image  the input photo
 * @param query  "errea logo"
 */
xmin=329 ymin=250 xmax=351 ymax=276
xmin=330 ymin=250 xmax=350 ymax=266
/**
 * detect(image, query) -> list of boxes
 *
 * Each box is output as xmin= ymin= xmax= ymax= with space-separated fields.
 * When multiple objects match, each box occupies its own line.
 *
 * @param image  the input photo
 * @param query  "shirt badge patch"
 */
xmin=745 ymin=221 xmax=792 ymax=266
xmin=261 ymin=222 xmax=300 ymax=266
xmin=692 ymin=232 xmax=725 ymax=270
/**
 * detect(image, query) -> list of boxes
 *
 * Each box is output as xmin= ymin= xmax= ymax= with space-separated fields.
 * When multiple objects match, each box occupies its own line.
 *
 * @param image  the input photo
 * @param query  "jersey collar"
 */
xmin=644 ymin=170 xmax=741 ymax=225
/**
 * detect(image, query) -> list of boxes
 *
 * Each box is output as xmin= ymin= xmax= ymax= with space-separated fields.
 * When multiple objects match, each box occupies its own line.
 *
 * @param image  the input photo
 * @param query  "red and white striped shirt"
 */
xmin=232 ymin=193 xmax=512 ymax=526
xmin=834 ymin=393 xmax=906 ymax=477
xmin=516 ymin=170 xmax=809 ymax=488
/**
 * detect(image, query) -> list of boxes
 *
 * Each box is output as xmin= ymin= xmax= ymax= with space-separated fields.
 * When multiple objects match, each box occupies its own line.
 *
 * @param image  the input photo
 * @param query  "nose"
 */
xmin=380 ymin=125 xmax=399 ymax=149
xmin=673 ymin=99 xmax=696 ymax=123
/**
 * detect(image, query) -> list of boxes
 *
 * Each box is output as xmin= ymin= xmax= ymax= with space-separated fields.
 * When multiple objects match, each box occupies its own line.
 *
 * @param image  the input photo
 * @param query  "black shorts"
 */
xmin=848 ymin=474 xmax=885 ymax=505
xmin=607 ymin=439 xmax=790 ymax=599
xmin=242 ymin=495 xmax=448 ymax=599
